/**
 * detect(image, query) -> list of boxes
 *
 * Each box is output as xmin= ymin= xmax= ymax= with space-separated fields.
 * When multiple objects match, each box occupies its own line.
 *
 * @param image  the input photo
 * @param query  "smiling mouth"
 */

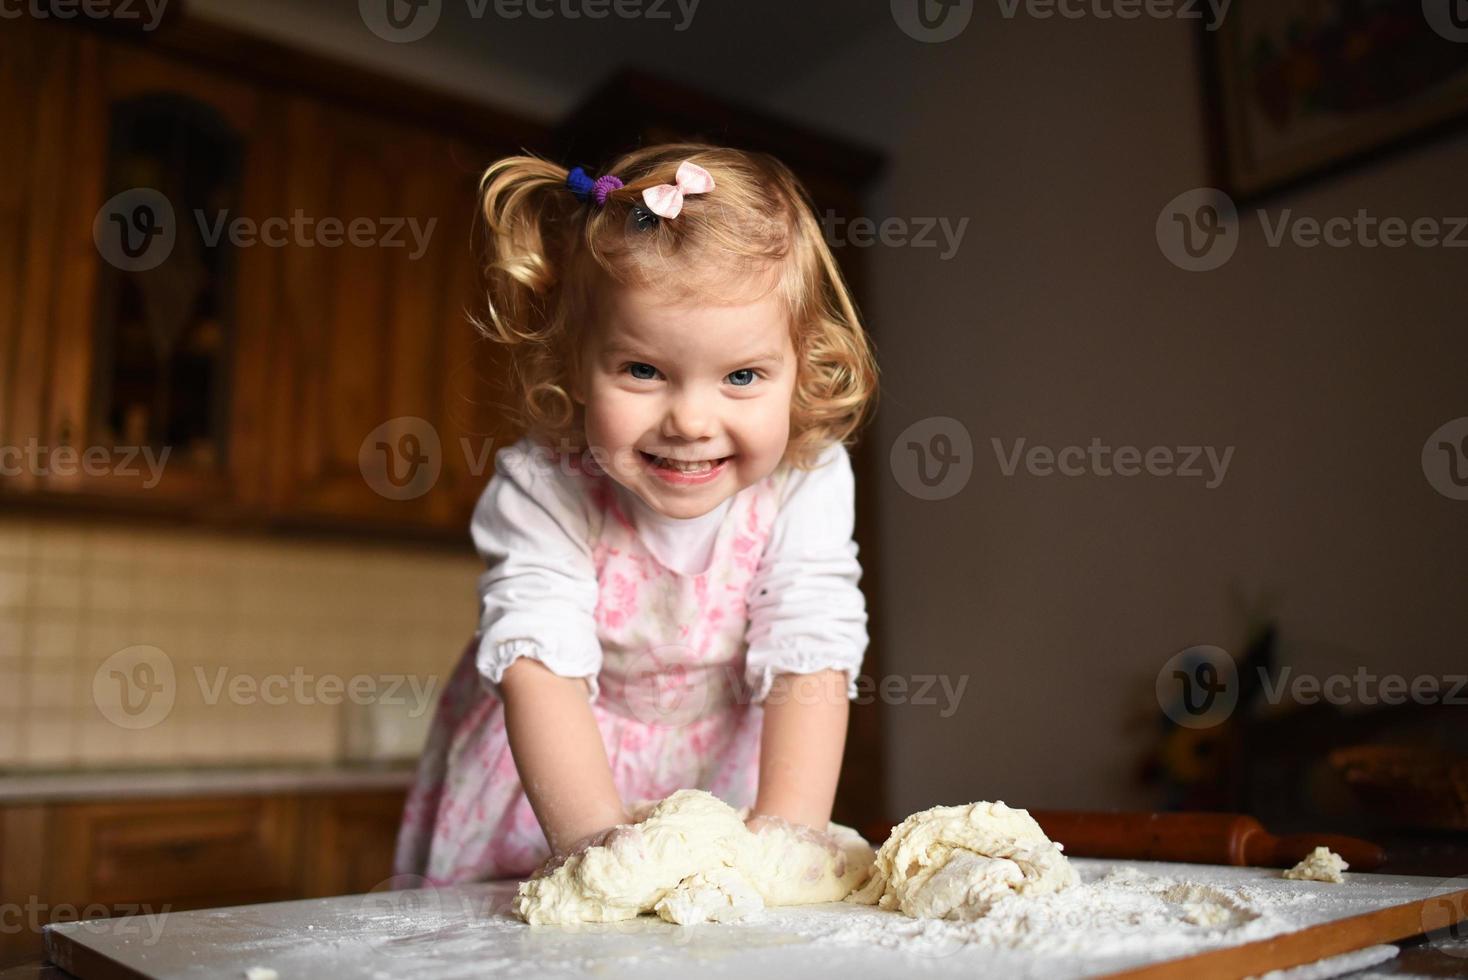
xmin=639 ymin=451 xmax=732 ymax=474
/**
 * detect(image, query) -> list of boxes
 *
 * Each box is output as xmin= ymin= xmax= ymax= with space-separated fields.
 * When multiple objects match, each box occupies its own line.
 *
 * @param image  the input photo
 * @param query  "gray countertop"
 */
xmin=0 ymin=762 xmax=416 ymax=804
xmin=39 ymin=860 xmax=1468 ymax=980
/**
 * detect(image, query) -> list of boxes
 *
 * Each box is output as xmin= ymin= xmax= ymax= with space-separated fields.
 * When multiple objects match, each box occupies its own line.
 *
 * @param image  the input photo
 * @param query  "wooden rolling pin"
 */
xmin=1029 ymin=811 xmax=1385 ymax=871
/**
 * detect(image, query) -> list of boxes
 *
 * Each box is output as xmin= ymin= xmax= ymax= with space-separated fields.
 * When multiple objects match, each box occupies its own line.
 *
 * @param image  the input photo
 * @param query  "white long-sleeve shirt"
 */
xmin=469 ymin=437 xmax=869 ymax=704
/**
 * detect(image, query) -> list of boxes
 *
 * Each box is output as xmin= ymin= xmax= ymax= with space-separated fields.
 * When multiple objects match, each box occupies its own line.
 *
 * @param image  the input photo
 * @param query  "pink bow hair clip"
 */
xmin=641 ymin=160 xmax=715 ymax=219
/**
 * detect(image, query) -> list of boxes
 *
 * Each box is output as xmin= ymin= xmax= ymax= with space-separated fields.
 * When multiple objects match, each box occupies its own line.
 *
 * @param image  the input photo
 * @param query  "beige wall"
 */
xmin=773 ymin=12 xmax=1468 ymax=813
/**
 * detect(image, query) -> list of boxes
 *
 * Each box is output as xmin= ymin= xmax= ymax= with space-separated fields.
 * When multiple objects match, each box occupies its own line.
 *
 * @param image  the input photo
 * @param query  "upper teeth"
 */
xmin=658 ymin=456 xmax=717 ymax=472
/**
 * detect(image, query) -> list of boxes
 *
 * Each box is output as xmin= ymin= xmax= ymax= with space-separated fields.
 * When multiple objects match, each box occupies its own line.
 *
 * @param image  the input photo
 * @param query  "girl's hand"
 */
xmin=744 ymin=812 xmax=848 ymax=880
xmin=531 ymin=818 xmax=639 ymax=879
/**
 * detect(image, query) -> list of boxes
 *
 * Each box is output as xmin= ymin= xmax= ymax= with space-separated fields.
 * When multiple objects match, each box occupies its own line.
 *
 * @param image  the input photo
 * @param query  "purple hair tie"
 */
xmin=592 ymin=174 xmax=624 ymax=206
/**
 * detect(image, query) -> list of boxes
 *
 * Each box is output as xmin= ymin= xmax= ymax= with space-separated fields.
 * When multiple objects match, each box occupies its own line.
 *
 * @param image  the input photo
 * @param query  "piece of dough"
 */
xmin=847 ymin=801 xmax=1077 ymax=920
xmin=512 ymin=789 xmax=875 ymax=925
xmin=1283 ymin=846 xmax=1348 ymax=883
xmin=653 ymin=867 xmax=763 ymax=924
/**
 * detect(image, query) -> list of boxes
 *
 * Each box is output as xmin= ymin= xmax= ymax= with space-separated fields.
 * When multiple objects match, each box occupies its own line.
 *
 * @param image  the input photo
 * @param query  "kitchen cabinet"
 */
xmin=1 ymin=22 xmax=279 ymax=509
xmin=46 ymin=796 xmax=304 ymax=911
xmin=0 ymin=15 xmax=532 ymax=533
xmin=299 ymin=791 xmax=410 ymax=899
xmin=263 ymin=101 xmax=508 ymax=531
xmin=0 ymin=787 xmax=407 ymax=964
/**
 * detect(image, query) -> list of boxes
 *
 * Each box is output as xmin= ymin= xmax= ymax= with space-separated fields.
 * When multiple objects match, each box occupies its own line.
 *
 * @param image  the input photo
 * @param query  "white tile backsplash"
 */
xmin=0 ymin=515 xmax=480 ymax=769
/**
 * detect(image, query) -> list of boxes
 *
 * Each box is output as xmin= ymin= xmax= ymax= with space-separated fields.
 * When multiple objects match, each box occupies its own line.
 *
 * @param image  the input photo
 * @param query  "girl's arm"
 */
xmin=749 ymin=667 xmax=850 ymax=828
xmin=743 ymin=444 xmax=867 ymax=833
xmin=470 ymin=442 xmax=617 ymax=859
xmin=501 ymin=658 xmax=629 ymax=855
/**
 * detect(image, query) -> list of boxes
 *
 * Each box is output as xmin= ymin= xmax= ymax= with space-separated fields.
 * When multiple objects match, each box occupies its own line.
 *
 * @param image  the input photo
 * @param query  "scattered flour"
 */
xmin=171 ymin=858 xmax=1417 ymax=980
xmin=793 ymin=865 xmax=1285 ymax=962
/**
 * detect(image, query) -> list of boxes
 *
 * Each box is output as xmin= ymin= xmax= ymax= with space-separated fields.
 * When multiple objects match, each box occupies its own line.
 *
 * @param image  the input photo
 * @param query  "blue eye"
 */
xmin=727 ymin=369 xmax=757 ymax=387
xmin=627 ymin=362 xmax=659 ymax=381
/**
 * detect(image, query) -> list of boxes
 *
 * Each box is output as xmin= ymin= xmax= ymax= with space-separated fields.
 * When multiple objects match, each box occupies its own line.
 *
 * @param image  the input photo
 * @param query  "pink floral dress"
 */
xmin=393 ymin=449 xmax=794 ymax=884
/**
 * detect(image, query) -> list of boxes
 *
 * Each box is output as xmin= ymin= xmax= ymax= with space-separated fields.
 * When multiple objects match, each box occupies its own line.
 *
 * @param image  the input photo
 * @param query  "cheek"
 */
xmin=739 ymin=392 xmax=793 ymax=453
xmin=584 ymin=388 xmax=642 ymax=442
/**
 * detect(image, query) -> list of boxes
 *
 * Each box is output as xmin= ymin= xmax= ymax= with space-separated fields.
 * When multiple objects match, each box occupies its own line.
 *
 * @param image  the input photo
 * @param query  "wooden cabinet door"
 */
xmin=427 ymin=136 xmax=518 ymax=528
xmin=47 ymin=796 xmax=303 ymax=912
xmin=0 ymin=21 xmax=96 ymax=497
xmin=0 ymin=24 xmax=279 ymax=510
xmin=266 ymin=101 xmax=499 ymax=532
xmin=300 ymin=790 xmax=408 ymax=898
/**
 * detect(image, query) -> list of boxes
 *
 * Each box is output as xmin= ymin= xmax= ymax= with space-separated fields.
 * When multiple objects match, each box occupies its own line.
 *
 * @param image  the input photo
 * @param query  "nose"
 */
xmin=661 ymin=384 xmax=717 ymax=441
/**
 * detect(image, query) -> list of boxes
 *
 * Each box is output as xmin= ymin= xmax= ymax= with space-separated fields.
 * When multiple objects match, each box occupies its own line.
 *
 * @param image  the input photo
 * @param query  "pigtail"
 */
xmin=476 ymin=155 xmax=577 ymax=343
xmin=473 ymin=155 xmax=583 ymax=435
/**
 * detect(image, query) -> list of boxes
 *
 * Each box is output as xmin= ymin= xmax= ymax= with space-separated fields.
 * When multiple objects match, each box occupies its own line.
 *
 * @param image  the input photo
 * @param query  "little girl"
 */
xmin=393 ymin=143 xmax=879 ymax=885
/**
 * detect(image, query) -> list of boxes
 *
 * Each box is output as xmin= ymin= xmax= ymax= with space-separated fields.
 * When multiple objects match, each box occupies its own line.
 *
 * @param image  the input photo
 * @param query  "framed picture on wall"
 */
xmin=1202 ymin=0 xmax=1468 ymax=202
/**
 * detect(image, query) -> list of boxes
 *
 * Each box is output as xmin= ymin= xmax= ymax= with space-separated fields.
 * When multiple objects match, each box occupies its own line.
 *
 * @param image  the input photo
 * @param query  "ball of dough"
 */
xmin=513 ymin=790 xmax=747 ymax=924
xmin=513 ymin=789 xmax=876 ymax=926
xmin=847 ymin=801 xmax=1076 ymax=920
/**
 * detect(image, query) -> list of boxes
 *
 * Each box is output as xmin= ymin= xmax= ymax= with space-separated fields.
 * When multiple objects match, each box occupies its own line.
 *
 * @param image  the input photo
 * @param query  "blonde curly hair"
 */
xmin=474 ymin=142 xmax=878 ymax=470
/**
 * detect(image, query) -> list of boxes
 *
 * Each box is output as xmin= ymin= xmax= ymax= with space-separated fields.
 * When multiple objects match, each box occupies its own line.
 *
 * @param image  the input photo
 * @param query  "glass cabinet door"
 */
xmin=90 ymin=93 xmax=244 ymax=476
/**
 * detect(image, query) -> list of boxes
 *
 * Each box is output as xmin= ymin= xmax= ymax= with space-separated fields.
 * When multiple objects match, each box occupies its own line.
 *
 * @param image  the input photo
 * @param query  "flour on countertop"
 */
xmin=762 ymin=865 xmax=1291 ymax=963
xmin=306 ymin=866 xmax=1295 ymax=977
xmin=143 ymin=859 xmax=1437 ymax=980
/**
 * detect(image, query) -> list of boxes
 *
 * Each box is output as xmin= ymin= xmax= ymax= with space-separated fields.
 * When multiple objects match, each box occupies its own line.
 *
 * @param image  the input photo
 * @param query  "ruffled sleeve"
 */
xmin=470 ymin=439 xmax=603 ymax=702
xmin=743 ymin=442 xmax=869 ymax=703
